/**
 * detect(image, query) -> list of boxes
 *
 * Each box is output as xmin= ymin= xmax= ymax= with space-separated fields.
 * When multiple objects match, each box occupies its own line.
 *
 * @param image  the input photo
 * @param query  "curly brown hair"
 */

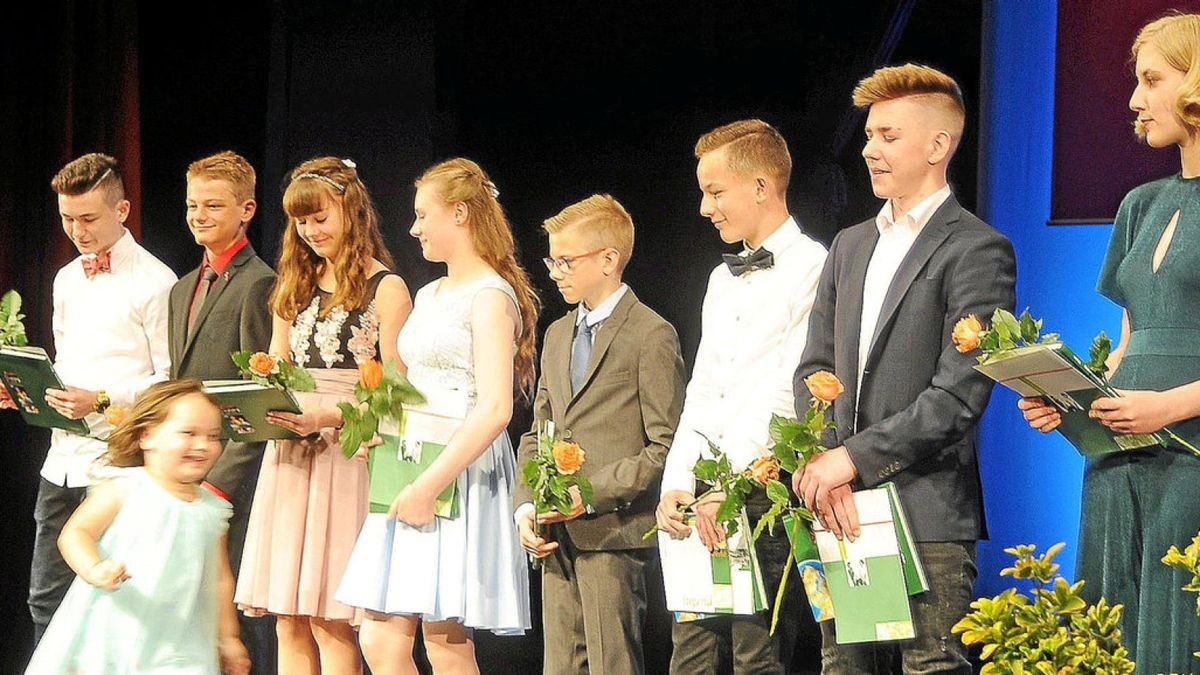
xmin=270 ymin=157 xmax=395 ymax=321
xmin=105 ymin=380 xmax=219 ymax=468
xmin=416 ymin=158 xmax=541 ymax=401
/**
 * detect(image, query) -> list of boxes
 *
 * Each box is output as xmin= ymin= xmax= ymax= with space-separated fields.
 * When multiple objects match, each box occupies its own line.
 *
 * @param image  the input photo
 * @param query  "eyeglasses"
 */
xmin=542 ymin=248 xmax=607 ymax=274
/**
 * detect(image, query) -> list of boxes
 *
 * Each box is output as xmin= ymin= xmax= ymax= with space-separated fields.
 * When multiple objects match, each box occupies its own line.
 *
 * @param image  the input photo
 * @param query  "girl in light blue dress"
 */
xmin=26 ymin=380 xmax=248 ymax=675
xmin=337 ymin=158 xmax=539 ymax=674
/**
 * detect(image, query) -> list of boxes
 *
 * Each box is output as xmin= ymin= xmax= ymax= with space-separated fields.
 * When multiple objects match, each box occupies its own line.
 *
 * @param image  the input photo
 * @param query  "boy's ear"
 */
xmin=240 ymin=199 xmax=258 ymax=226
xmin=754 ymin=176 xmax=770 ymax=203
xmin=115 ymin=199 xmax=131 ymax=223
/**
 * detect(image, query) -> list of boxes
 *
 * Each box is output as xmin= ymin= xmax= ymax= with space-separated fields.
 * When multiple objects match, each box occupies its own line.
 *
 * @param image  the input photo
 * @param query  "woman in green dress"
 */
xmin=1019 ymin=13 xmax=1200 ymax=672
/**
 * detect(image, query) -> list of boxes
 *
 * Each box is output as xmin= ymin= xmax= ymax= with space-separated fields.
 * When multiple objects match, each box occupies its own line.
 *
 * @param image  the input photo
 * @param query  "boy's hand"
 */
xmin=655 ymin=490 xmax=694 ymax=538
xmin=537 ymin=485 xmax=586 ymax=524
xmin=693 ymin=491 xmax=727 ymax=552
xmin=84 ymin=559 xmax=129 ymax=590
xmin=517 ymin=508 xmax=558 ymax=558
xmin=44 ymin=386 xmax=99 ymax=419
xmin=1018 ymin=396 xmax=1061 ymax=432
xmin=218 ymin=636 xmax=251 ymax=675
xmin=0 ymin=385 xmax=15 ymax=410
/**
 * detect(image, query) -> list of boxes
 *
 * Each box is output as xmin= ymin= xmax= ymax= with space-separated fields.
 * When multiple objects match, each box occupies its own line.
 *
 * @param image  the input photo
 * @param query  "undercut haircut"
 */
xmin=852 ymin=63 xmax=966 ymax=141
xmin=50 ymin=153 xmax=125 ymax=205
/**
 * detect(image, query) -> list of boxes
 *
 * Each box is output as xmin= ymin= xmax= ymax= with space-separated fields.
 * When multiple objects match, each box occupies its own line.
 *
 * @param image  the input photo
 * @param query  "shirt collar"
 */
xmin=203 ymin=236 xmax=250 ymax=276
xmin=745 ymin=215 xmax=801 ymax=256
xmin=577 ymin=283 xmax=629 ymax=328
xmin=100 ymin=228 xmax=136 ymax=269
xmin=875 ymin=185 xmax=952 ymax=236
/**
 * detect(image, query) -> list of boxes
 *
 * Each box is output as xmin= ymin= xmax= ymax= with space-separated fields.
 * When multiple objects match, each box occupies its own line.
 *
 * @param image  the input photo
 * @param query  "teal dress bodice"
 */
xmin=1097 ymin=173 xmax=1200 ymax=446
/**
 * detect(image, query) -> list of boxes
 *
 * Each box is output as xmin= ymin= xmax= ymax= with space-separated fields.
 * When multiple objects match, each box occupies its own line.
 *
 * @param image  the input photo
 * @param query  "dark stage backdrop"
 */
xmin=1051 ymin=0 xmax=1188 ymax=223
xmin=1 ymin=1 xmax=982 ymax=672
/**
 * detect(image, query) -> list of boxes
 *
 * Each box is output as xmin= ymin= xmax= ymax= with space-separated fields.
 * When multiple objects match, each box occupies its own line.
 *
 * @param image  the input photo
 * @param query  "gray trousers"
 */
xmin=541 ymin=526 xmax=656 ymax=675
xmin=28 ymin=478 xmax=86 ymax=644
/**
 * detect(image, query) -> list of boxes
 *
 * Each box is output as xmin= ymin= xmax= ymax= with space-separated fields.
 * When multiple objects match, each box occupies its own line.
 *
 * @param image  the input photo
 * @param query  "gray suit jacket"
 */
xmin=515 ymin=288 xmax=686 ymax=551
xmin=168 ymin=243 xmax=275 ymax=497
xmin=793 ymin=196 xmax=1016 ymax=542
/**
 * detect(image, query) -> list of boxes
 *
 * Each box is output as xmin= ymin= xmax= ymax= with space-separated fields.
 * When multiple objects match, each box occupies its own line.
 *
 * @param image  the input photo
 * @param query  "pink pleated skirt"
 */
xmin=234 ymin=369 xmax=368 ymax=622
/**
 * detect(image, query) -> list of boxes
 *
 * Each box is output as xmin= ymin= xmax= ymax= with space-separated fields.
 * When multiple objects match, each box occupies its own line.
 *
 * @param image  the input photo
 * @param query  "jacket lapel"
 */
xmin=567 ymin=289 xmax=638 ymax=408
xmin=171 ymin=269 xmax=199 ymax=369
xmin=862 ymin=198 xmax=959 ymax=372
xmin=182 ymin=243 xmax=256 ymax=356
xmin=555 ymin=308 xmax=580 ymax=411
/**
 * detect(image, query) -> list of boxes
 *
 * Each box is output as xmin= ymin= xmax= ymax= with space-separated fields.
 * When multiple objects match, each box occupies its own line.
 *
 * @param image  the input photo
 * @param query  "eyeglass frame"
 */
xmin=542 ymin=247 xmax=610 ymax=274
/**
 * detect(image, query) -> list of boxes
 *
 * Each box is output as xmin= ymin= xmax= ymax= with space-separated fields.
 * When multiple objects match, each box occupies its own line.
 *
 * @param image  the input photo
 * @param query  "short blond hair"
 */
xmin=694 ymin=119 xmax=791 ymax=196
xmin=50 ymin=153 xmax=124 ymax=204
xmin=1133 ymin=13 xmax=1200 ymax=135
xmin=187 ymin=150 xmax=256 ymax=203
xmin=852 ymin=64 xmax=966 ymax=141
xmin=543 ymin=194 xmax=635 ymax=270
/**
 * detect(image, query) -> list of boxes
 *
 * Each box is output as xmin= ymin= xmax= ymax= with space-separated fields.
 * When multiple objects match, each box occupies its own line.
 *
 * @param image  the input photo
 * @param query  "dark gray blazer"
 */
xmin=515 ymin=288 xmax=686 ymax=551
xmin=793 ymin=196 xmax=1016 ymax=542
xmin=168 ymin=243 xmax=275 ymax=497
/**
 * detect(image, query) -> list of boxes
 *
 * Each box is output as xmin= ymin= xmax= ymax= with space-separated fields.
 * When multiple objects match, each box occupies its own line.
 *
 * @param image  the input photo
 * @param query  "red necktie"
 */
xmin=81 ymin=251 xmax=112 ymax=278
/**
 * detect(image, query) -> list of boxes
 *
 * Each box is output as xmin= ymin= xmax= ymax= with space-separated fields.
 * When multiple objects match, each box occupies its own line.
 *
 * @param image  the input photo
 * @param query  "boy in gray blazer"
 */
xmin=515 ymin=194 xmax=686 ymax=675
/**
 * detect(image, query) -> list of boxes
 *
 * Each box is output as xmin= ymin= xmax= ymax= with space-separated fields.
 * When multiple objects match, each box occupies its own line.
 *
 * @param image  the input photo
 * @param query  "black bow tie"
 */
xmin=722 ymin=248 xmax=774 ymax=277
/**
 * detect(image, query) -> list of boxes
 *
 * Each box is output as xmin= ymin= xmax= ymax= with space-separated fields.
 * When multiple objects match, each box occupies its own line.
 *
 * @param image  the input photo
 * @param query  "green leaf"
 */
xmin=521 ymin=459 xmax=540 ymax=488
xmin=231 ymin=351 xmax=252 ymax=371
xmin=338 ymin=420 xmax=364 ymax=459
xmin=1018 ymin=309 xmax=1040 ymax=345
xmin=714 ymin=495 xmax=740 ymax=530
xmin=1087 ymin=331 xmax=1112 ymax=377
xmin=575 ymin=477 xmax=594 ymax=506
xmin=693 ymin=459 xmax=719 ymax=482
xmin=765 ymin=479 xmax=790 ymax=505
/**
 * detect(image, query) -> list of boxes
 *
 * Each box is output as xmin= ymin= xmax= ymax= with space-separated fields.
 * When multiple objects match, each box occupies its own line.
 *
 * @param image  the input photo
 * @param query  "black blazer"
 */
xmin=793 ymin=196 xmax=1016 ymax=542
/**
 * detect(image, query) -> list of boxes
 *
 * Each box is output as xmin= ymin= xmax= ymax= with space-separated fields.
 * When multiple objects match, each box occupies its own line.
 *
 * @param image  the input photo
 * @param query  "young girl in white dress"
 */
xmin=26 ymin=379 xmax=250 ymax=674
xmin=337 ymin=158 xmax=540 ymax=673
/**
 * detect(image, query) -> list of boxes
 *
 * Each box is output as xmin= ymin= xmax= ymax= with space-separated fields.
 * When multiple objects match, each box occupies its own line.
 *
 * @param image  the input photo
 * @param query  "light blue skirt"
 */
xmin=335 ymin=432 xmax=530 ymax=635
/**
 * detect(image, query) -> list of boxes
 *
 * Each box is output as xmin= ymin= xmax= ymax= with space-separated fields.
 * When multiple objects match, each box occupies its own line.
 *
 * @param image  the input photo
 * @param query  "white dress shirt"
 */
xmin=45 ymin=229 xmax=176 ymax=487
xmin=856 ymin=185 xmax=952 ymax=407
xmin=660 ymin=217 xmax=827 ymax=496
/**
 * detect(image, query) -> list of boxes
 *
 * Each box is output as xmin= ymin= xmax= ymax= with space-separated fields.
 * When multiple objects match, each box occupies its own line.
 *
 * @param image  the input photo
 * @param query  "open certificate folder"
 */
xmin=0 ymin=345 xmax=89 ymax=435
xmin=202 ymin=380 xmax=303 ymax=442
xmin=370 ymin=407 xmax=462 ymax=519
xmin=973 ymin=342 xmax=1162 ymax=454
xmin=814 ymin=483 xmax=927 ymax=644
xmin=658 ymin=511 xmax=768 ymax=617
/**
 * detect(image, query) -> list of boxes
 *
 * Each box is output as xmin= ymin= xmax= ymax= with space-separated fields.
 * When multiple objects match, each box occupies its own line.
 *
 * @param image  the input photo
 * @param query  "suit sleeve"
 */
xmin=587 ymin=320 xmax=686 ymax=513
xmin=794 ymin=231 xmax=842 ymax=445
xmin=843 ymin=230 xmax=1017 ymax=486
xmin=512 ymin=340 xmax=553 ymax=509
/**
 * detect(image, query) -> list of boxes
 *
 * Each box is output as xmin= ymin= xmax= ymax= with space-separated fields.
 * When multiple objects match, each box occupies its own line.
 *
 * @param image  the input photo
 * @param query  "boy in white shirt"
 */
xmin=655 ymin=119 xmax=827 ymax=674
xmin=28 ymin=153 xmax=176 ymax=642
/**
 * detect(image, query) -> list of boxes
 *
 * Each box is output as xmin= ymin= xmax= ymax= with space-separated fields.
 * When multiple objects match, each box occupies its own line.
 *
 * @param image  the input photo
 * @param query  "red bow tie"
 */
xmin=81 ymin=251 xmax=112 ymax=278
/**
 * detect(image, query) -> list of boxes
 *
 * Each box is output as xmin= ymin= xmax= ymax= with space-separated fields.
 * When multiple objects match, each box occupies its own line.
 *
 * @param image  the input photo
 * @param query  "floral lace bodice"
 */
xmin=289 ymin=271 xmax=389 ymax=369
xmin=398 ymin=275 xmax=519 ymax=405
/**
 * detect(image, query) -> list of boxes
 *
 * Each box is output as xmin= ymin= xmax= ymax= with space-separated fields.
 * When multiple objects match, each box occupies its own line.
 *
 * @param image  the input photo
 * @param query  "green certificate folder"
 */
xmin=974 ymin=342 xmax=1163 ymax=455
xmin=659 ymin=511 xmax=767 ymax=619
xmin=202 ymin=380 xmax=303 ymax=442
xmin=0 ymin=345 xmax=90 ymax=435
xmin=815 ymin=485 xmax=924 ymax=644
xmin=369 ymin=431 xmax=460 ymax=519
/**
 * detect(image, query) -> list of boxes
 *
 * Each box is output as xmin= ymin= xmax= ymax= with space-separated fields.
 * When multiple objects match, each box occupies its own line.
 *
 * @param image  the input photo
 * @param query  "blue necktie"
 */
xmin=570 ymin=320 xmax=595 ymax=394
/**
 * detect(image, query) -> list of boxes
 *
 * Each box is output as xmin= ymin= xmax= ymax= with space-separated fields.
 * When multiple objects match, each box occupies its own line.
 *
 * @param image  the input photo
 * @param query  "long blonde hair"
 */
xmin=270 ymin=157 xmax=395 ymax=320
xmin=416 ymin=158 xmax=540 ymax=401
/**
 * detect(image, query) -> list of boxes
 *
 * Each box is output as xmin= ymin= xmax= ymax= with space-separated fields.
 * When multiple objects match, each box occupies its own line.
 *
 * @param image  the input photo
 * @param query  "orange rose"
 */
xmin=248 ymin=352 xmax=279 ymax=377
xmin=805 ymin=371 xmax=844 ymax=404
xmin=952 ymin=315 xmax=985 ymax=354
xmin=749 ymin=455 xmax=781 ymax=486
xmin=359 ymin=360 xmax=383 ymax=391
xmin=552 ymin=441 xmax=585 ymax=475
xmin=103 ymin=404 xmax=128 ymax=428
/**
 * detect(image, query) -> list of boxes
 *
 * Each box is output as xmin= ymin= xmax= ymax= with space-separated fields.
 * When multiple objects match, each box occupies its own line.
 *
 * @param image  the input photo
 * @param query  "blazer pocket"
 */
xmin=593 ymin=370 xmax=633 ymax=388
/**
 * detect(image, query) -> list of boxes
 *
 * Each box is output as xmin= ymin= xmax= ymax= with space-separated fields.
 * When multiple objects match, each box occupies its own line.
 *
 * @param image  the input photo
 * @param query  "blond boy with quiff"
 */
xmin=516 ymin=194 xmax=686 ymax=674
